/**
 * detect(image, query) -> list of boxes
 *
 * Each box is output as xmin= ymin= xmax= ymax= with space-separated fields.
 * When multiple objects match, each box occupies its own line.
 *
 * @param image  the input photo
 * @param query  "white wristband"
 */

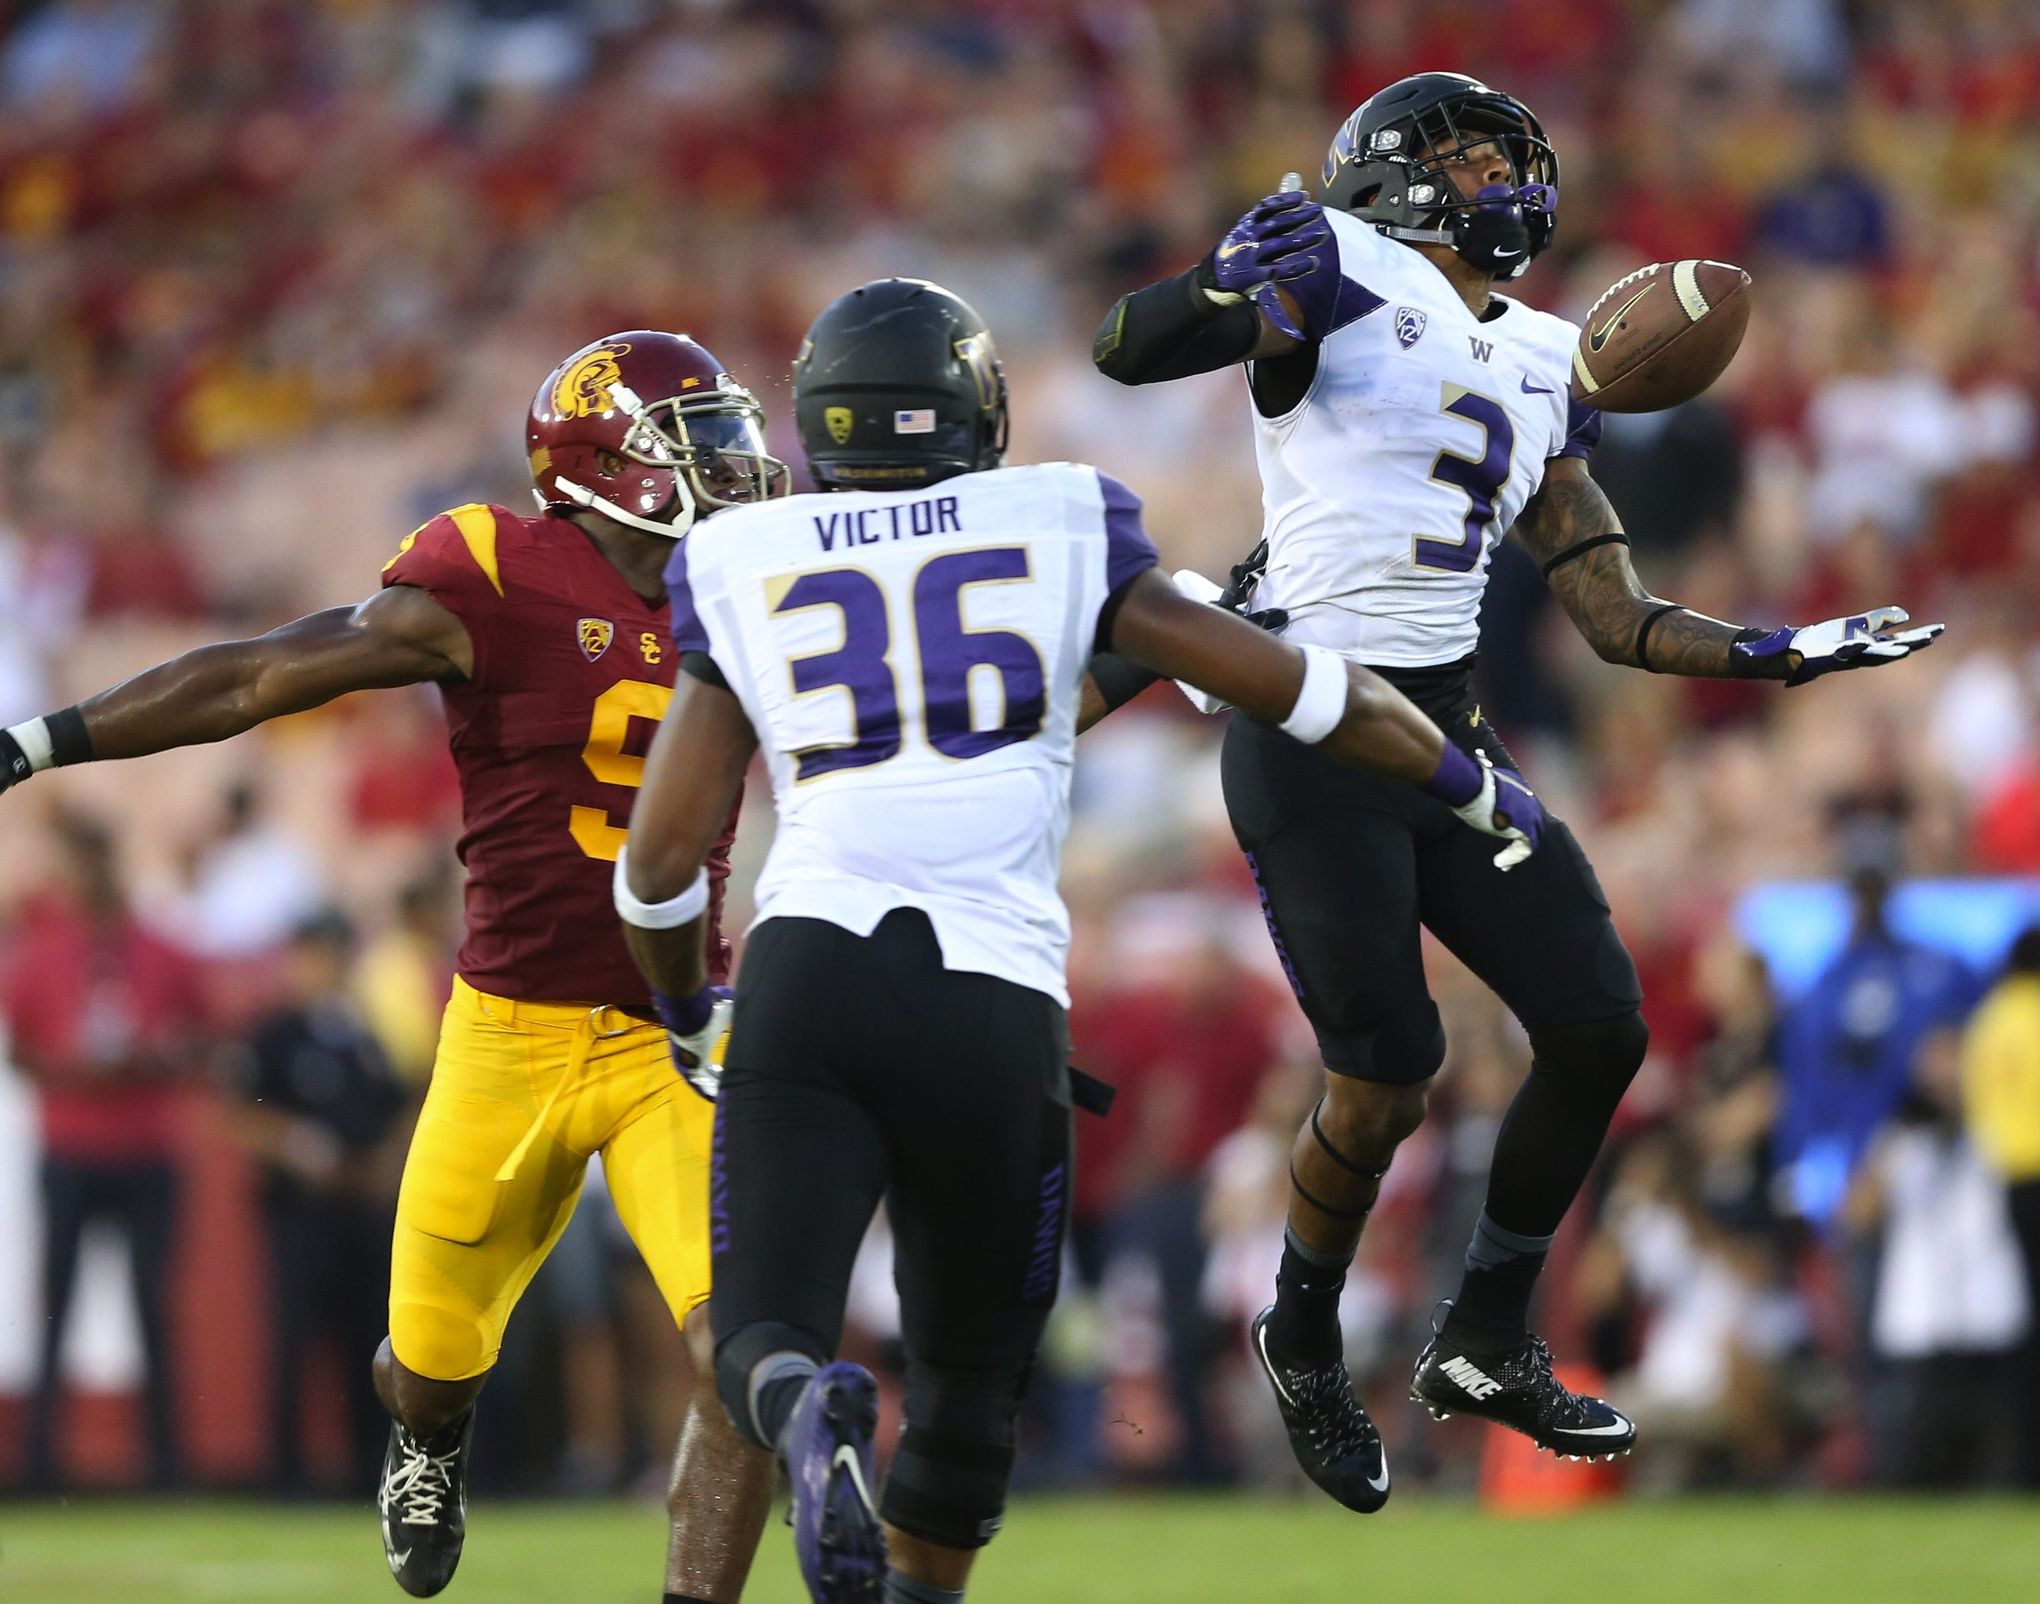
xmin=5 ymin=717 xmax=54 ymax=772
xmin=612 ymin=849 xmax=710 ymax=930
xmin=1278 ymin=645 xmax=1348 ymax=745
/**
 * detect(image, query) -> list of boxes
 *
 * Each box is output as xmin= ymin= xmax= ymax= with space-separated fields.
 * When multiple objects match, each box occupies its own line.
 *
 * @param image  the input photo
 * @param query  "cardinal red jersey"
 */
xmin=382 ymin=503 xmax=733 ymax=1005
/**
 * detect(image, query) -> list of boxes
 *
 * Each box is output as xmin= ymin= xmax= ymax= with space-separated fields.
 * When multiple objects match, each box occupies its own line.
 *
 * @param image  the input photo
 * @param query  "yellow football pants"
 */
xmin=388 ymin=977 xmax=714 ymax=1382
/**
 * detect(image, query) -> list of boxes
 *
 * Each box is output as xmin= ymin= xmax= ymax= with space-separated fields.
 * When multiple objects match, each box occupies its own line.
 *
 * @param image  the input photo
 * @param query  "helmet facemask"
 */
xmin=606 ymin=381 xmax=790 ymax=535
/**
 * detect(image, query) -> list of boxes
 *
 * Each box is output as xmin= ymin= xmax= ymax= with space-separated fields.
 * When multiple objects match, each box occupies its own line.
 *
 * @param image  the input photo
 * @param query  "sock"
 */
xmin=1266 ymin=1228 xmax=1351 ymax=1365
xmin=666 ymin=1595 xmax=718 ymax=1603
xmin=1441 ymin=1212 xmax=1553 ymax=1348
xmin=748 ymin=1351 xmax=819 ymax=1449
xmin=886 ymin=1575 xmax=967 ymax=1604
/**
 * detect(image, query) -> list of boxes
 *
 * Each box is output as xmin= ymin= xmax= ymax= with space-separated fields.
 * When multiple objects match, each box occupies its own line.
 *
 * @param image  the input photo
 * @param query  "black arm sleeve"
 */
xmin=1092 ymin=261 xmax=1263 ymax=386
xmin=1087 ymin=652 xmax=1162 ymax=712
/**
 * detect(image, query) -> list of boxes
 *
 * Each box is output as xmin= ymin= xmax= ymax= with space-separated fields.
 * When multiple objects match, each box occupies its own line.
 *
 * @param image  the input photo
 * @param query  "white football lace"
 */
xmin=382 ymin=1437 xmax=459 ymax=1526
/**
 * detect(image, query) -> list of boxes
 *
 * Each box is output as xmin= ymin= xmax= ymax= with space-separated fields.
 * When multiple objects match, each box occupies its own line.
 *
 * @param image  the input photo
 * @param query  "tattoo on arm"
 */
xmin=1512 ymin=462 xmax=1787 ymax=680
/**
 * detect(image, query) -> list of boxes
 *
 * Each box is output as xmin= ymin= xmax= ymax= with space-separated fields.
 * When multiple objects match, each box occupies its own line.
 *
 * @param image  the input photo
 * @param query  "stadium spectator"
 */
xmin=4 ymin=811 xmax=204 ymax=1491
xmin=1846 ymin=1032 xmax=2031 ymax=1487
xmin=225 ymin=910 xmax=406 ymax=1496
xmin=1960 ymin=926 xmax=2040 ymax=1485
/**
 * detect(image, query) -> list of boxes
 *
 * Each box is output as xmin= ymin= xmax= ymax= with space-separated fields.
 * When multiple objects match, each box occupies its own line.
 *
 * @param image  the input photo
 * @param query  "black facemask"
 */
xmin=1450 ymin=183 xmax=1534 ymax=277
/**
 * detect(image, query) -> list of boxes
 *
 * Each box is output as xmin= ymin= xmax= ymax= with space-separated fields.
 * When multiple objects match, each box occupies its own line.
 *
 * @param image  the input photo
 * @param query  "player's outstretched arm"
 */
xmin=0 ymin=586 xmax=472 ymax=792
xmin=1517 ymin=457 xmax=1943 ymax=682
xmin=616 ymin=671 xmax=756 ymax=1005
xmin=1105 ymin=567 xmax=1545 ymax=867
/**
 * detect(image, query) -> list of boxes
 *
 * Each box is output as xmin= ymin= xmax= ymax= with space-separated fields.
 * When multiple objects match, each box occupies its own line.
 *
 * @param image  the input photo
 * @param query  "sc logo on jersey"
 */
xmin=1395 ymin=307 xmax=1428 ymax=349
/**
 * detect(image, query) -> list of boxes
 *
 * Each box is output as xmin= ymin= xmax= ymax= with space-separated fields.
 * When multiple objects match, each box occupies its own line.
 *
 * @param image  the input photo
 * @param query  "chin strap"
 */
xmin=549 ymin=473 xmax=696 ymax=540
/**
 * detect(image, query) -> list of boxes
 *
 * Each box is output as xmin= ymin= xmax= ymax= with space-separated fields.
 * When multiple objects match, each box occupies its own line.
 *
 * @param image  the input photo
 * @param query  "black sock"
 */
xmin=749 ymin=1351 xmax=819 ymax=1449
xmin=1267 ymin=1229 xmax=1350 ymax=1365
xmin=886 ymin=1576 xmax=967 ymax=1604
xmin=1441 ymin=1212 xmax=1553 ymax=1348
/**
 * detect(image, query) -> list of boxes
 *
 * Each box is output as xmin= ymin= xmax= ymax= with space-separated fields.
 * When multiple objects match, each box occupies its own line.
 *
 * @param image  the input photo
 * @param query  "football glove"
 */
xmin=1730 ymin=606 xmax=1943 ymax=686
xmin=1455 ymin=751 xmax=1545 ymax=872
xmin=653 ymin=985 xmax=733 ymax=1102
xmin=1203 ymin=186 xmax=1329 ymax=341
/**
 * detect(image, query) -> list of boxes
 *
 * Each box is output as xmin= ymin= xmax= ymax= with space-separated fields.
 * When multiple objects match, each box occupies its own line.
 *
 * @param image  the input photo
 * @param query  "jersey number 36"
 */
xmin=771 ymin=546 xmax=1046 ymax=782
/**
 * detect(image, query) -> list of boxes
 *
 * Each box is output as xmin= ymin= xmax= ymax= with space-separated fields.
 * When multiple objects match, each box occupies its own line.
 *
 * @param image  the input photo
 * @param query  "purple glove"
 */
xmin=1207 ymin=190 xmax=1330 ymax=340
xmin=653 ymin=984 xmax=733 ymax=1101
xmin=1422 ymin=743 xmax=1545 ymax=871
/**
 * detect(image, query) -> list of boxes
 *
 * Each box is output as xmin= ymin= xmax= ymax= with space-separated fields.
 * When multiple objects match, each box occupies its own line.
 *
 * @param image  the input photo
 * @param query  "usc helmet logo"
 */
xmin=552 ymin=343 xmax=631 ymax=419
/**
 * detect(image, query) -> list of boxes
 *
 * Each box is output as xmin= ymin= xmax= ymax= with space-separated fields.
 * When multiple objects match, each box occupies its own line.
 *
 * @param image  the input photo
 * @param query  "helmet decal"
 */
xmin=953 ymin=332 xmax=1001 ymax=412
xmin=551 ymin=343 xmax=631 ymax=419
xmin=825 ymin=406 xmax=855 ymax=445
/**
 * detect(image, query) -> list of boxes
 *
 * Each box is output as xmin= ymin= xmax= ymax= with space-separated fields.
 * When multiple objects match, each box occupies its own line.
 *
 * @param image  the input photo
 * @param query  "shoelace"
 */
xmin=382 ymin=1436 xmax=460 ymax=1526
xmin=1292 ymin=1365 xmax=1379 ymax=1459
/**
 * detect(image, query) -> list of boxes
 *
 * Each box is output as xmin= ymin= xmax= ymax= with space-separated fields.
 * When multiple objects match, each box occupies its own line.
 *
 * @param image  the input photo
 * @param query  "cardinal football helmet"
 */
xmin=527 ymin=332 xmax=788 ymax=538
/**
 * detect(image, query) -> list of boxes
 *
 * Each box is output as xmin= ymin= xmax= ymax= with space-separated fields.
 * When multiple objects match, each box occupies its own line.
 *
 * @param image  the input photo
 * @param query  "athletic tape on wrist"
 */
xmin=3 ymin=717 xmax=52 ymax=773
xmin=612 ymin=849 xmax=709 ymax=930
xmin=1278 ymin=644 xmax=1347 ymax=744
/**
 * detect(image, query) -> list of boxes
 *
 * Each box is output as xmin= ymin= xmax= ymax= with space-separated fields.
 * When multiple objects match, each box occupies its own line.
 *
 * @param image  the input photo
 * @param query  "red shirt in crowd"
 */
xmin=2 ymin=896 xmax=205 ymax=1164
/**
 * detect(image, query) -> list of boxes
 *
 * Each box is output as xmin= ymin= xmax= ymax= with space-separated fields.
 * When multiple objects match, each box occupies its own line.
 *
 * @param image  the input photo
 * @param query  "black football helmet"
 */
xmin=1320 ymin=72 xmax=1559 ymax=278
xmin=792 ymin=278 xmax=1009 ymax=488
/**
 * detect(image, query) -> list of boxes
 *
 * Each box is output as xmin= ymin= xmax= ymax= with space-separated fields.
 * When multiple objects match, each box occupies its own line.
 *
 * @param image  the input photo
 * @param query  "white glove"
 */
xmin=1730 ymin=606 xmax=1944 ymax=686
xmin=656 ymin=986 xmax=734 ymax=1102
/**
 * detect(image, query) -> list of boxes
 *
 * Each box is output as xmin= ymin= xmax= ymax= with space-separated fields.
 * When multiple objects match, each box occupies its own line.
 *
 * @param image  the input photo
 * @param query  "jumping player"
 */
xmin=611 ymin=278 xmax=1543 ymax=1604
xmin=0 ymin=333 xmax=787 ymax=1602
xmin=1093 ymin=72 xmax=1942 ymax=1504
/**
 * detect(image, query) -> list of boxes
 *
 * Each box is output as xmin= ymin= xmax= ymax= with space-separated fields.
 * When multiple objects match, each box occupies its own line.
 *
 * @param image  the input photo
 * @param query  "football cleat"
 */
xmin=1250 ymin=1307 xmax=1390 ymax=1513
xmin=1410 ymin=1314 xmax=1635 ymax=1460
xmin=782 ymin=1361 xmax=887 ymax=1604
xmin=378 ymin=1409 xmax=475 ymax=1598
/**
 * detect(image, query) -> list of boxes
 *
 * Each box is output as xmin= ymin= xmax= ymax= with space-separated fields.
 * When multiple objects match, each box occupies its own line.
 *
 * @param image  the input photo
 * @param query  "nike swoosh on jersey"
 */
xmin=1588 ymin=285 xmax=1654 ymax=352
xmin=1520 ymin=375 xmax=1556 ymax=395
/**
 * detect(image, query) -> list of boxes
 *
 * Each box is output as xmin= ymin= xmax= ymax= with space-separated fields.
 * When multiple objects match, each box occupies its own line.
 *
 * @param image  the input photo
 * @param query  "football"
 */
xmin=1570 ymin=259 xmax=1752 ymax=413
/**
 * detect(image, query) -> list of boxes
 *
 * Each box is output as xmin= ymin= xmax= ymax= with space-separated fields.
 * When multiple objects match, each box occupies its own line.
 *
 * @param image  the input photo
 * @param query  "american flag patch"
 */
xmin=893 ymin=409 xmax=936 ymax=434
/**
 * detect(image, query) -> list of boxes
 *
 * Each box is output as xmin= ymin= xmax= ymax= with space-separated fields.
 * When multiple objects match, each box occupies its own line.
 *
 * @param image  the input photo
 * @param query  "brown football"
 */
xmin=1570 ymin=259 xmax=1751 ymax=414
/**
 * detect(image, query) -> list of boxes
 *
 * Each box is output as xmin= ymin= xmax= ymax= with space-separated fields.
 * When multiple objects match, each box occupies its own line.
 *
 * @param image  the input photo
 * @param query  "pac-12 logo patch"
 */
xmin=577 ymin=617 xmax=614 ymax=661
xmin=1395 ymin=306 xmax=1428 ymax=349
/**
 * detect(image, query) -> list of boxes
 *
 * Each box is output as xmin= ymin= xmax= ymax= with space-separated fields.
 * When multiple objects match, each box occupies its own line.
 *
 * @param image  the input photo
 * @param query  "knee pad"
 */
xmin=879 ymin=1357 xmax=1031 ymax=1550
xmin=1526 ymin=1011 xmax=1649 ymax=1107
xmin=1319 ymin=1000 xmax=1446 ymax=1086
xmin=713 ymin=1319 xmax=828 ymax=1450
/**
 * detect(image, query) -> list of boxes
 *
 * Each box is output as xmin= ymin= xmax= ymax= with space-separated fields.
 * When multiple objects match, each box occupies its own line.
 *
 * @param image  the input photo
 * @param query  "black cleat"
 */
xmin=1410 ymin=1313 xmax=1636 ymax=1460
xmin=378 ymin=1410 xmax=475 ymax=1597
xmin=1250 ymin=1306 xmax=1390 ymax=1513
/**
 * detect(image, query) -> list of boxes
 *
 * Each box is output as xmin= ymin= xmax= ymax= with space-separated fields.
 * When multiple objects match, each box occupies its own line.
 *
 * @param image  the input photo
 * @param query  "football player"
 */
xmin=1092 ymin=72 xmax=1943 ymax=1504
xmin=0 ymin=333 xmax=787 ymax=1602
xmin=610 ymin=278 xmax=1544 ymax=1604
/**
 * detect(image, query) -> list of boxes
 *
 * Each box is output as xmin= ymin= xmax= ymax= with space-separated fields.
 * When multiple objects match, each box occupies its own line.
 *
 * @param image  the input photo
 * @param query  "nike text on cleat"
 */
xmin=781 ymin=1361 xmax=887 ymax=1604
xmin=1410 ymin=1317 xmax=1637 ymax=1459
xmin=378 ymin=1410 xmax=475 ymax=1598
xmin=1250 ymin=1307 xmax=1390 ymax=1513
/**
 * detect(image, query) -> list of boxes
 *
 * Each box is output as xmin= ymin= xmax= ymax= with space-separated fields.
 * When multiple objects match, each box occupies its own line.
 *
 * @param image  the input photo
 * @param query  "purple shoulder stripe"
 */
xmin=1097 ymin=472 xmax=1160 ymax=593
xmin=664 ymin=538 xmax=713 ymax=656
xmin=1554 ymin=394 xmax=1603 ymax=462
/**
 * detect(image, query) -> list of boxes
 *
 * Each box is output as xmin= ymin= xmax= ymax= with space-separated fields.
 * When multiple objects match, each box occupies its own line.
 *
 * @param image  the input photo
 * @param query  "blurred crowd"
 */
xmin=3 ymin=0 xmax=2040 ymax=1502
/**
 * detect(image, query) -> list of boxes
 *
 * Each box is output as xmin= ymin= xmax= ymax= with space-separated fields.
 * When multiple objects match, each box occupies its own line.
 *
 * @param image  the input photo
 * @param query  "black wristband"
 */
xmin=47 ymin=705 xmax=93 ymax=766
xmin=1633 ymin=604 xmax=1685 ymax=673
xmin=1088 ymin=651 xmax=1162 ymax=713
xmin=1724 ymin=625 xmax=1774 ymax=679
xmin=1539 ymin=531 xmax=1630 ymax=579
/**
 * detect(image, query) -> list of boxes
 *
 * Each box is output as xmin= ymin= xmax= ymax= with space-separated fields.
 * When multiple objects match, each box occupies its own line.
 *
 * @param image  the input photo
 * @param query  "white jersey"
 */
xmin=1251 ymin=205 xmax=1597 ymax=667
xmin=668 ymin=461 xmax=1157 ymax=1006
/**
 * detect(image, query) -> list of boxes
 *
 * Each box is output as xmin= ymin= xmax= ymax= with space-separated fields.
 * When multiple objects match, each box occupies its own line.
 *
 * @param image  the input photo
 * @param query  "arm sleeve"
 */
xmin=1552 ymin=395 xmax=1604 ymax=463
xmin=380 ymin=505 xmax=508 ymax=684
xmin=1093 ymin=263 xmax=1264 ymax=385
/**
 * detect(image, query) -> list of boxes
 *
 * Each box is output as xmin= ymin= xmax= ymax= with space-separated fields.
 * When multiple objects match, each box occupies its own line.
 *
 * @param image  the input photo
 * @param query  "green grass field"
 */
xmin=3 ymin=1494 xmax=2038 ymax=1603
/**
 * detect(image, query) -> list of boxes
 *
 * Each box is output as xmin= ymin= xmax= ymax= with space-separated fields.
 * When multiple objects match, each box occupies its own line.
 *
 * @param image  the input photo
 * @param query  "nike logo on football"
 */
xmin=832 ymin=1443 xmax=877 ymax=1513
xmin=1588 ymin=285 xmax=1653 ymax=352
xmin=1520 ymin=376 xmax=1556 ymax=395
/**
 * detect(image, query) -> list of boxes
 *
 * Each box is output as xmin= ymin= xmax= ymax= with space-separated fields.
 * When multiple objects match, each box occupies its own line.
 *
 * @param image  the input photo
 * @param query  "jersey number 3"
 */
xmin=772 ymin=547 xmax=1046 ymax=783
xmin=1414 ymin=385 xmax=1515 ymax=574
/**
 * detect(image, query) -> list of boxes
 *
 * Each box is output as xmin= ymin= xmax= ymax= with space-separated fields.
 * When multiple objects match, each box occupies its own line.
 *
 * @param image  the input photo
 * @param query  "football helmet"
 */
xmin=527 ymin=332 xmax=788 ymax=538
xmin=792 ymin=279 xmax=1008 ymax=488
xmin=1320 ymin=72 xmax=1559 ymax=278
